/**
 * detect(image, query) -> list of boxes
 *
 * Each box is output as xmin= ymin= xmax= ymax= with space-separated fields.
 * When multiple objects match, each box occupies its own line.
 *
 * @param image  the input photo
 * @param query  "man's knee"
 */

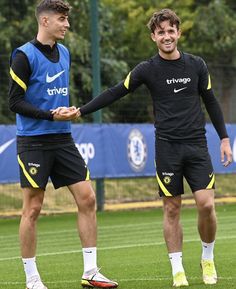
xmin=22 ymin=204 xmax=42 ymax=221
xmin=84 ymin=191 xmax=96 ymax=208
xmin=69 ymin=181 xmax=96 ymax=209
xmin=164 ymin=198 xmax=181 ymax=220
xmin=198 ymin=201 xmax=215 ymax=216
xmin=76 ymin=188 xmax=96 ymax=211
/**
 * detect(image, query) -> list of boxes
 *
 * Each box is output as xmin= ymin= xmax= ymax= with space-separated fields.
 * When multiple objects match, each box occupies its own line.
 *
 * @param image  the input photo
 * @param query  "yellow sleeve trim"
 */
xmin=17 ymin=155 xmax=39 ymax=188
xmin=206 ymin=173 xmax=215 ymax=189
xmin=10 ymin=68 xmax=27 ymax=92
xmin=156 ymin=173 xmax=172 ymax=196
xmin=207 ymin=74 xmax=212 ymax=90
xmin=124 ymin=72 xmax=131 ymax=89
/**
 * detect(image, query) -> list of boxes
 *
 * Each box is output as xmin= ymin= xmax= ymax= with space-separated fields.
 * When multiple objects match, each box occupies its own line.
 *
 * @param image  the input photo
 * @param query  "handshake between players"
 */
xmin=51 ymin=106 xmax=81 ymax=121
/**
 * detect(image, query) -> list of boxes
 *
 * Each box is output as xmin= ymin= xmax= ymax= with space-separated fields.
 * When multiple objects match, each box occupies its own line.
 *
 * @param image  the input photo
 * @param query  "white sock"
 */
xmin=169 ymin=252 xmax=185 ymax=276
xmin=201 ymin=241 xmax=215 ymax=261
xmin=82 ymin=247 xmax=97 ymax=274
xmin=22 ymin=257 xmax=40 ymax=281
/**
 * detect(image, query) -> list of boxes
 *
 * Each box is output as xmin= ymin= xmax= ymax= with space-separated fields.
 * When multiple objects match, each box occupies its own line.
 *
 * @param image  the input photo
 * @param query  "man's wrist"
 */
xmin=49 ymin=112 xmax=54 ymax=121
xmin=221 ymin=137 xmax=230 ymax=143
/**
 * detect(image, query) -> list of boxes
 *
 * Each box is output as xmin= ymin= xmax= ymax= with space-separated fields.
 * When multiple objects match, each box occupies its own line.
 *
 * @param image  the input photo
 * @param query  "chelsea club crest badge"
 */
xmin=127 ymin=129 xmax=147 ymax=172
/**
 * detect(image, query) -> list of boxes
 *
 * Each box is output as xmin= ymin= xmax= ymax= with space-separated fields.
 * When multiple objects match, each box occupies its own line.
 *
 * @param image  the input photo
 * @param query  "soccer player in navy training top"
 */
xmin=70 ymin=8 xmax=233 ymax=288
xmin=8 ymin=0 xmax=118 ymax=288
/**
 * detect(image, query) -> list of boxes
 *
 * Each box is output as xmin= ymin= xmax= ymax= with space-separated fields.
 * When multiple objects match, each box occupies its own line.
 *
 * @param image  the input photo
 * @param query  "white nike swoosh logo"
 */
xmin=174 ymin=87 xmax=187 ymax=93
xmin=46 ymin=70 xmax=65 ymax=83
xmin=0 ymin=138 xmax=15 ymax=154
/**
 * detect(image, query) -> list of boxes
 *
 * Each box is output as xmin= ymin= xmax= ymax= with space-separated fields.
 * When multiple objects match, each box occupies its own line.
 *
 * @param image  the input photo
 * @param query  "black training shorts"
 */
xmin=17 ymin=144 xmax=89 ymax=190
xmin=155 ymin=139 xmax=215 ymax=197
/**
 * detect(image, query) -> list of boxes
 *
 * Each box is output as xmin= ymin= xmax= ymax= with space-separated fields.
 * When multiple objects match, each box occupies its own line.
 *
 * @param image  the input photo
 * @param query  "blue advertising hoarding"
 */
xmin=0 ymin=123 xmax=235 ymax=184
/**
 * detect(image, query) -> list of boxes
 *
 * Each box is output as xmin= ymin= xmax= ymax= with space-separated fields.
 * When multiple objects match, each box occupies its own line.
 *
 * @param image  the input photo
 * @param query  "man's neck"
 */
xmin=36 ymin=33 xmax=56 ymax=48
xmin=159 ymin=49 xmax=180 ymax=60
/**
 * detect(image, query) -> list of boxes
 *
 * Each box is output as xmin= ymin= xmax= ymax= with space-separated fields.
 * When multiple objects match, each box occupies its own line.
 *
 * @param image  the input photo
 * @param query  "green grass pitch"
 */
xmin=0 ymin=204 xmax=235 ymax=289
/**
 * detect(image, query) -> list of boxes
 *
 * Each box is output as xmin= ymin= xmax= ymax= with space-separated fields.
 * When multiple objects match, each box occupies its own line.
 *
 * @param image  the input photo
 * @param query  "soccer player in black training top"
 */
xmin=8 ymin=1 xmax=118 ymax=289
xmin=70 ymin=8 xmax=233 ymax=288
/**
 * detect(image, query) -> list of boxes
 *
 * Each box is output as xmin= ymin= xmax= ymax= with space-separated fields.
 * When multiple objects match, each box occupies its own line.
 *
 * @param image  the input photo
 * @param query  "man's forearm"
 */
xmin=9 ymin=97 xmax=53 ymax=120
xmin=80 ymin=82 xmax=128 ymax=116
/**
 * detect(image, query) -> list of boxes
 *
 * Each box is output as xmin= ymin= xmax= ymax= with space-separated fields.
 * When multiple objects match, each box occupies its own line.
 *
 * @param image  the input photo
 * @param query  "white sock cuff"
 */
xmin=168 ymin=252 xmax=184 ymax=276
xmin=22 ymin=257 xmax=36 ymax=264
xmin=22 ymin=256 xmax=39 ymax=280
xmin=201 ymin=240 xmax=215 ymax=246
xmin=82 ymin=247 xmax=97 ymax=274
xmin=169 ymin=252 xmax=182 ymax=259
xmin=201 ymin=240 xmax=215 ymax=260
xmin=83 ymin=247 xmax=97 ymax=253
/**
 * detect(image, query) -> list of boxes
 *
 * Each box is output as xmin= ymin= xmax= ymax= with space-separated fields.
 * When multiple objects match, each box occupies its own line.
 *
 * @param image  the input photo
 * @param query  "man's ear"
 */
xmin=151 ymin=33 xmax=156 ymax=42
xmin=39 ymin=14 xmax=49 ymax=27
xmin=177 ymin=29 xmax=181 ymax=39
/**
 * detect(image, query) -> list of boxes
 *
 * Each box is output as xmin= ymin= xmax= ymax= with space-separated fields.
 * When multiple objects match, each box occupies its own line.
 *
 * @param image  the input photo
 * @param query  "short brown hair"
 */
xmin=35 ymin=0 xmax=71 ymax=19
xmin=147 ymin=9 xmax=181 ymax=33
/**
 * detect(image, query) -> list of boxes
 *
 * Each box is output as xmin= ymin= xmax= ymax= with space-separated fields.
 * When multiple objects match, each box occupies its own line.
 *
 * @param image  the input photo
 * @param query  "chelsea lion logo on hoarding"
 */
xmin=127 ymin=129 xmax=147 ymax=172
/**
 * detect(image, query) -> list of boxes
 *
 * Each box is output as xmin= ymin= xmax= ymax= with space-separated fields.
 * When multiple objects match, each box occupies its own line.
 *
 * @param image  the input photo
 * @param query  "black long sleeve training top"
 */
xmin=80 ymin=52 xmax=228 ymax=142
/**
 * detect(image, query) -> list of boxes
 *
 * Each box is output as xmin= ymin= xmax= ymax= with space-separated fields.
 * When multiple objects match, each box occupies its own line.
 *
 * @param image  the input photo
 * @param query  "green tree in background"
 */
xmin=65 ymin=0 xmax=129 ymax=122
xmin=184 ymin=0 xmax=236 ymax=121
xmin=0 ymin=0 xmax=39 ymax=123
xmin=1 ymin=0 xmax=236 ymax=123
xmin=99 ymin=0 xmax=195 ymax=122
xmin=0 ymin=0 xmax=129 ymax=123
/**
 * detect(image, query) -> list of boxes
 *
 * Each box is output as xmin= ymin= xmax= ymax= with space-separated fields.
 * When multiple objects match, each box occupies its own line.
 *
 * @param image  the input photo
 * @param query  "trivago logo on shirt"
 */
xmin=47 ymin=86 xmax=68 ymax=96
xmin=166 ymin=77 xmax=191 ymax=94
xmin=166 ymin=77 xmax=191 ymax=85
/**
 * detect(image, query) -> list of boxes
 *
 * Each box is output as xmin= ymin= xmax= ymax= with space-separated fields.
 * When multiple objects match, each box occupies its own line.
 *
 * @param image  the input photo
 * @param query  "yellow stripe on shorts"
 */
xmin=156 ymin=173 xmax=172 ymax=196
xmin=17 ymin=155 xmax=39 ymax=188
xmin=206 ymin=173 xmax=215 ymax=189
xmin=85 ymin=168 xmax=90 ymax=181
